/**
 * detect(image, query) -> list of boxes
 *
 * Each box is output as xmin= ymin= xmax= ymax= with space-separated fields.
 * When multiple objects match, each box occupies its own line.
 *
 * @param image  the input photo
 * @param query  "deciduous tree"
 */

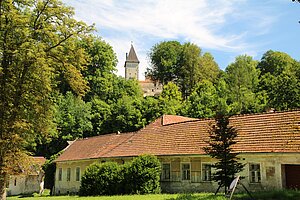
xmin=225 ymin=55 xmax=265 ymax=114
xmin=0 ymin=1 xmax=92 ymax=198
xmin=258 ymin=50 xmax=300 ymax=110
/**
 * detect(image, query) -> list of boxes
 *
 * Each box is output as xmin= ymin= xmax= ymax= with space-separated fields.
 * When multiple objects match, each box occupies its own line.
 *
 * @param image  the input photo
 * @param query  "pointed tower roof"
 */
xmin=126 ymin=44 xmax=139 ymax=63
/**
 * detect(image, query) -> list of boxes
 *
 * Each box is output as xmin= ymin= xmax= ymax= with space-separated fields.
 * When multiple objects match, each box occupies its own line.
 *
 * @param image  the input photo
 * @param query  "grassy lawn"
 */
xmin=7 ymin=190 xmax=300 ymax=200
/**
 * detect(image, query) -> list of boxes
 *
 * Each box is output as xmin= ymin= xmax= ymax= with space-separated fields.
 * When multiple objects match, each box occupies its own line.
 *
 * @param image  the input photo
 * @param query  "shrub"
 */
xmin=79 ymin=162 xmax=122 ymax=196
xmin=79 ymin=155 xmax=161 ymax=196
xmin=123 ymin=154 xmax=161 ymax=194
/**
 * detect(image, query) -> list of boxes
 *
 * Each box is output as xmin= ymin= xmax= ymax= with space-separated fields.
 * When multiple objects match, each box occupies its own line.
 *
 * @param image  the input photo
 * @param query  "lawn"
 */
xmin=7 ymin=193 xmax=226 ymax=200
xmin=7 ymin=190 xmax=300 ymax=200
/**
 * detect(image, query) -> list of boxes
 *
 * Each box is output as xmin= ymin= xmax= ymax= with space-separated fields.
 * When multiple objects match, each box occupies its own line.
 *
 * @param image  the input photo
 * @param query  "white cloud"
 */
xmin=63 ymin=0 xmax=277 ymax=79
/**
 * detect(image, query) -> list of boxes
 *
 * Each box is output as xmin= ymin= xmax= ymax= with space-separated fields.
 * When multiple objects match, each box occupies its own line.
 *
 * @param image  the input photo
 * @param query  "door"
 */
xmin=285 ymin=165 xmax=300 ymax=189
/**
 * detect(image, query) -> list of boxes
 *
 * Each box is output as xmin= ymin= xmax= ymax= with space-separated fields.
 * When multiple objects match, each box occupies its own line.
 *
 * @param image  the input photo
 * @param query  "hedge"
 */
xmin=79 ymin=154 xmax=161 ymax=196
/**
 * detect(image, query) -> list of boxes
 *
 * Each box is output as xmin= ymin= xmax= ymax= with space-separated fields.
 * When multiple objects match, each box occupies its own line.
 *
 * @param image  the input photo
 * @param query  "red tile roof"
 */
xmin=32 ymin=156 xmax=46 ymax=165
xmin=56 ymin=110 xmax=300 ymax=162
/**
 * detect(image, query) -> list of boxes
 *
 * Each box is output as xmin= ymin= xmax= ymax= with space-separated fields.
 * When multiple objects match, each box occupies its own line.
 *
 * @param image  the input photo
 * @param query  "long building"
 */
xmin=54 ymin=110 xmax=300 ymax=194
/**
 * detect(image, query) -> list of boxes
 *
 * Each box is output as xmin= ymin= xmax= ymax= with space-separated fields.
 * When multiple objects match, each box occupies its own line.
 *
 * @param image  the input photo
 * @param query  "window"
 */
xmin=58 ymin=168 xmax=62 ymax=181
xmin=162 ymin=163 xmax=170 ymax=180
xmin=14 ymin=178 xmax=17 ymax=186
xmin=249 ymin=164 xmax=261 ymax=183
xmin=67 ymin=168 xmax=71 ymax=182
xmin=182 ymin=163 xmax=191 ymax=180
xmin=202 ymin=164 xmax=212 ymax=181
xmin=76 ymin=167 xmax=81 ymax=181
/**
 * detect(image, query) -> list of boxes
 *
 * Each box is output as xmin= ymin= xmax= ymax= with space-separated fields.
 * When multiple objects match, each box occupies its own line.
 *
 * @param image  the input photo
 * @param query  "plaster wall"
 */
xmin=54 ymin=153 xmax=300 ymax=194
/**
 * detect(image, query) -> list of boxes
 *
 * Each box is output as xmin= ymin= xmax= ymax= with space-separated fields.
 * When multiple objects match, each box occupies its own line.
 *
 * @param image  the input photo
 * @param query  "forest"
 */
xmin=0 ymin=1 xmax=299 ymax=198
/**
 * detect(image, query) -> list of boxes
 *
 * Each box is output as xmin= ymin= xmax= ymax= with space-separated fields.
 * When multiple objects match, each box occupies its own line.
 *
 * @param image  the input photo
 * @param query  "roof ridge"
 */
xmin=230 ymin=109 xmax=300 ymax=119
xmin=162 ymin=118 xmax=212 ymax=126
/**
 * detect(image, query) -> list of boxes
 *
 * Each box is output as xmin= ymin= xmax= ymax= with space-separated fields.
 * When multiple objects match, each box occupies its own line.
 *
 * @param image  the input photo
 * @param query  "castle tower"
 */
xmin=124 ymin=44 xmax=139 ymax=80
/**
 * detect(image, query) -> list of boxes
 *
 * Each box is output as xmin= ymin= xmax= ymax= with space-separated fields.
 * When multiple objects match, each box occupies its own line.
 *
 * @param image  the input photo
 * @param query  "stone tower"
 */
xmin=124 ymin=44 xmax=139 ymax=80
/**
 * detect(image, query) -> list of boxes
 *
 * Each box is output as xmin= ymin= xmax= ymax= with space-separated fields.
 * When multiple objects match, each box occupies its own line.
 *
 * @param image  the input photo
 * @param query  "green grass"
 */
xmin=7 ymin=190 xmax=300 ymax=200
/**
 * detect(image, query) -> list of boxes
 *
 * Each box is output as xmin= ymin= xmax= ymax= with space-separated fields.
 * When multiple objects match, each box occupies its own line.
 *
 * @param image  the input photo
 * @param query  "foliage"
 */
xmin=79 ymin=155 xmax=161 ymax=196
xmin=79 ymin=162 xmax=123 ymax=196
xmin=0 ymin=0 xmax=92 ymax=198
xmin=89 ymin=98 xmax=111 ymax=135
xmin=258 ymin=50 xmax=300 ymax=110
xmin=203 ymin=114 xmax=244 ymax=194
xmin=35 ymin=92 xmax=93 ymax=157
xmin=147 ymin=41 xmax=220 ymax=99
xmin=147 ymin=41 xmax=182 ymax=84
xmin=140 ymin=97 xmax=162 ymax=125
xmin=55 ymin=92 xmax=93 ymax=140
xmin=225 ymin=55 xmax=265 ymax=114
xmin=181 ymin=80 xmax=218 ymax=118
xmin=177 ymin=43 xmax=202 ymax=98
xmin=159 ymin=82 xmax=182 ymax=115
xmin=106 ymin=95 xmax=145 ymax=133
xmin=123 ymin=155 xmax=161 ymax=194
xmin=81 ymin=36 xmax=117 ymax=101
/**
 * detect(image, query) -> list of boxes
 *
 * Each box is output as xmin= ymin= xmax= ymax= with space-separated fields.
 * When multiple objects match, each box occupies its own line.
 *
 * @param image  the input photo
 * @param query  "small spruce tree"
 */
xmin=204 ymin=113 xmax=244 ymax=194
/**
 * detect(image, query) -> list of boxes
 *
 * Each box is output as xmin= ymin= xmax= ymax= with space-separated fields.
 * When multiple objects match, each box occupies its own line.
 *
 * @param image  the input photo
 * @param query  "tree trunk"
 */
xmin=0 ymin=173 xmax=7 ymax=200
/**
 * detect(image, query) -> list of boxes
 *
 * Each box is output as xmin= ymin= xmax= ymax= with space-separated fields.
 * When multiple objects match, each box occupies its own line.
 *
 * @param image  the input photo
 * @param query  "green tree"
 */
xmin=258 ymin=50 xmax=300 ymax=110
xmin=81 ymin=36 xmax=118 ymax=101
xmin=225 ymin=55 xmax=264 ymax=114
xmin=35 ymin=92 xmax=93 ymax=158
xmin=198 ymin=52 xmax=220 ymax=83
xmin=105 ymin=96 xmax=145 ymax=133
xmin=177 ymin=43 xmax=202 ymax=98
xmin=181 ymin=80 xmax=218 ymax=118
xmin=159 ymin=82 xmax=182 ymax=115
xmin=146 ymin=41 xmax=182 ymax=84
xmin=204 ymin=114 xmax=244 ymax=194
xmin=140 ymin=96 xmax=162 ymax=125
xmin=90 ymin=97 xmax=111 ymax=135
xmin=0 ymin=1 xmax=92 ymax=198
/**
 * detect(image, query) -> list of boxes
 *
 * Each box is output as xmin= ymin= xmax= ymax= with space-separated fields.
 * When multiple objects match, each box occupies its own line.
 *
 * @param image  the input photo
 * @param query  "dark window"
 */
xmin=162 ymin=163 xmax=171 ymax=180
xmin=249 ymin=164 xmax=261 ymax=183
xmin=58 ymin=168 xmax=62 ymax=181
xmin=67 ymin=168 xmax=71 ymax=182
xmin=182 ymin=163 xmax=191 ymax=180
xmin=76 ymin=167 xmax=80 ymax=181
xmin=202 ymin=164 xmax=212 ymax=181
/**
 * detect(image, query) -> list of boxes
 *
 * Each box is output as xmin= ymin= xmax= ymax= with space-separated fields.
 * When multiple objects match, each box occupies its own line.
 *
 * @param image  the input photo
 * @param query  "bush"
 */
xmin=123 ymin=155 xmax=161 ymax=194
xmin=79 ymin=162 xmax=122 ymax=196
xmin=79 ymin=155 xmax=161 ymax=196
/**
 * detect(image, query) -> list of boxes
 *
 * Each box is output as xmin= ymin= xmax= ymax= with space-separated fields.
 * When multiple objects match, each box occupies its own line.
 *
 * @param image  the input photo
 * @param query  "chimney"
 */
xmin=126 ymin=53 xmax=128 ymax=59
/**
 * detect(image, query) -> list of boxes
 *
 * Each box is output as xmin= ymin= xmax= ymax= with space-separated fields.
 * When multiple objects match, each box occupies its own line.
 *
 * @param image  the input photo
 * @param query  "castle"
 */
xmin=124 ymin=44 xmax=162 ymax=97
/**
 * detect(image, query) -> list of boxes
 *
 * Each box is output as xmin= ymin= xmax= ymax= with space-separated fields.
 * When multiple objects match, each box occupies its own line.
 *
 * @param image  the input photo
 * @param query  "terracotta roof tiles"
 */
xmin=56 ymin=111 xmax=300 ymax=162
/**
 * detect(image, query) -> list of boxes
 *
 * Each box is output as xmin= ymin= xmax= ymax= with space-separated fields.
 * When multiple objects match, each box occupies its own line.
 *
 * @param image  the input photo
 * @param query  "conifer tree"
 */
xmin=204 ymin=114 xmax=244 ymax=194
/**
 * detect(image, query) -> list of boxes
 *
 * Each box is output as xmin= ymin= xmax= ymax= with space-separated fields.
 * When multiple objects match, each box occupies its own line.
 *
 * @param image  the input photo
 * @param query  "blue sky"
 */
xmin=63 ymin=0 xmax=300 ymax=80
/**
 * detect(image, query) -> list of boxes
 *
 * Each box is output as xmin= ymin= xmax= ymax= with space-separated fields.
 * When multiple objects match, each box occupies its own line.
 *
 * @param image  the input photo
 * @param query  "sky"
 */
xmin=63 ymin=0 xmax=300 ymax=80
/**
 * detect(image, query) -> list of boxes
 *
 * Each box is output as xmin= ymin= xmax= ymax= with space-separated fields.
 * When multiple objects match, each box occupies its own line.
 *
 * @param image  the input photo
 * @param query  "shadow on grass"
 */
xmin=166 ymin=193 xmax=226 ymax=200
xmin=166 ymin=190 xmax=300 ymax=200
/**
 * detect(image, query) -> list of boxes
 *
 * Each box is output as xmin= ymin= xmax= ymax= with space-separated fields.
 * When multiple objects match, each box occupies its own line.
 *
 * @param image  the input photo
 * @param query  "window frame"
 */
xmin=75 ymin=167 xmax=81 ymax=182
xmin=201 ymin=163 xmax=212 ymax=182
xmin=161 ymin=162 xmax=171 ymax=181
xmin=181 ymin=162 xmax=191 ymax=181
xmin=58 ymin=168 xmax=62 ymax=181
xmin=249 ymin=163 xmax=261 ymax=183
xmin=66 ymin=168 xmax=71 ymax=182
